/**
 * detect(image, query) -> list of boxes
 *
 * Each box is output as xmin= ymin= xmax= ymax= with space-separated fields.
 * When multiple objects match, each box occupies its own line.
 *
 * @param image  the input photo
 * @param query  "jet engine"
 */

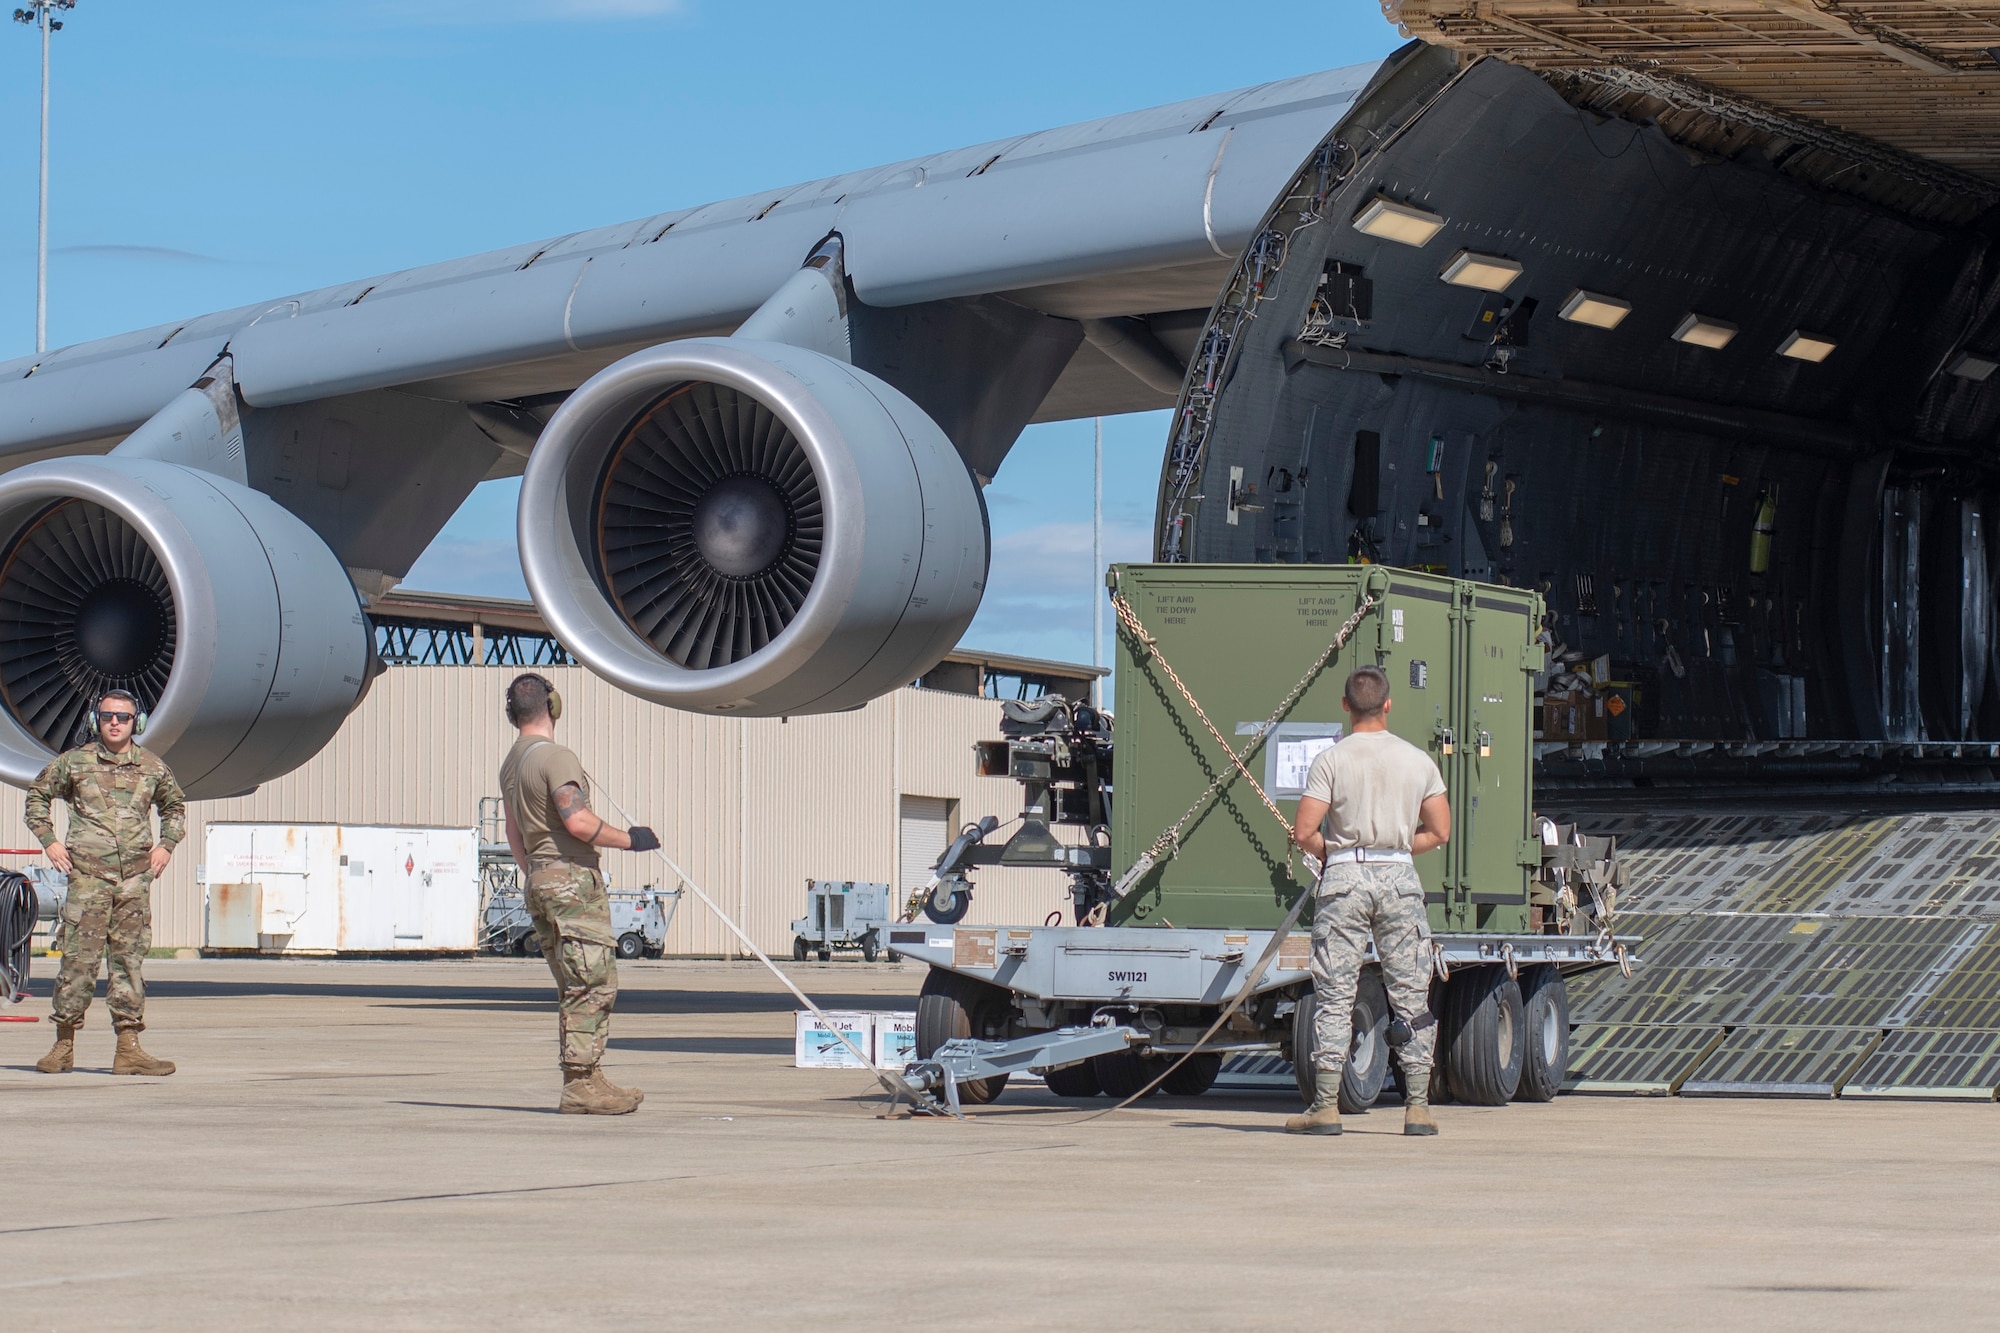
xmin=0 ymin=456 xmax=372 ymax=798
xmin=518 ymin=338 xmax=988 ymax=715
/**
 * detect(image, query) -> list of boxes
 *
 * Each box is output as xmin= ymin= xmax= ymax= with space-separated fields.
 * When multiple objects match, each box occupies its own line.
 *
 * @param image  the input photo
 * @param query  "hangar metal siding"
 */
xmin=0 ymin=667 xmax=1077 ymax=953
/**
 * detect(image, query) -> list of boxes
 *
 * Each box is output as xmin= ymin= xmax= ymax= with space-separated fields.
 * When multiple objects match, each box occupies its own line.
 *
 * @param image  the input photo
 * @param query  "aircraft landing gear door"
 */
xmin=1456 ymin=584 xmax=1536 ymax=932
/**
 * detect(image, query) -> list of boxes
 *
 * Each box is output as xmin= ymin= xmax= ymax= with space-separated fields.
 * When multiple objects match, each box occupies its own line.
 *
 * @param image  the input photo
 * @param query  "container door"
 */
xmin=389 ymin=833 xmax=428 ymax=949
xmin=1451 ymin=584 xmax=1537 ymax=932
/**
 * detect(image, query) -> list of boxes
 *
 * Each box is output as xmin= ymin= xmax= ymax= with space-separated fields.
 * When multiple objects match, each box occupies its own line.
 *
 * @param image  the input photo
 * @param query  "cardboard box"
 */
xmin=872 ymin=1011 xmax=917 ymax=1070
xmin=794 ymin=1010 xmax=874 ymax=1069
xmin=1543 ymin=691 xmax=1587 ymax=742
xmin=1543 ymin=689 xmax=1610 ymax=743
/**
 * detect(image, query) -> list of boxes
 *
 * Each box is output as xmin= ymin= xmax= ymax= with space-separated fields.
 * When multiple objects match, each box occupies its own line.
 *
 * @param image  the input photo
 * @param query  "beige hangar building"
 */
xmin=0 ymin=590 xmax=1101 ymax=955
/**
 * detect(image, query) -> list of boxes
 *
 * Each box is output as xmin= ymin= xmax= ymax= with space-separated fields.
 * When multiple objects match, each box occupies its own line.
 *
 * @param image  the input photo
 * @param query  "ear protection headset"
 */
xmin=89 ymin=692 xmax=149 ymax=738
xmin=504 ymin=673 xmax=563 ymax=725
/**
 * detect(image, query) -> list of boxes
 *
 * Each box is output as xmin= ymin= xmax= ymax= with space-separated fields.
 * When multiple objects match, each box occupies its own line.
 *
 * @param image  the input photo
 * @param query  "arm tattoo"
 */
xmin=552 ymin=782 xmax=606 ymax=842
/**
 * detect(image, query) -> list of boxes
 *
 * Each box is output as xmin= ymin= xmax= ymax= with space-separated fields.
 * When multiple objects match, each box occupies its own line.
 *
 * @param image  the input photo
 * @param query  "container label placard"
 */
xmin=1246 ymin=723 xmax=1344 ymax=799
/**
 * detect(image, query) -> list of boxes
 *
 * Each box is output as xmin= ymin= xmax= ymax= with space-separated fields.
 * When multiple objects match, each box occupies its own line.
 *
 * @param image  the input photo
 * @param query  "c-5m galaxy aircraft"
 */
xmin=0 ymin=58 xmax=1383 ymax=798
xmin=1 ymin=38 xmax=1997 ymax=801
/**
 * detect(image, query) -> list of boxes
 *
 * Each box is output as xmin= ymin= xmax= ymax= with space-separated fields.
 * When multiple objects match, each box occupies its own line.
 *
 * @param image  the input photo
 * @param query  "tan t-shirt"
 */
xmin=499 ymin=735 xmax=601 ymax=870
xmin=1300 ymin=729 xmax=1447 ymax=853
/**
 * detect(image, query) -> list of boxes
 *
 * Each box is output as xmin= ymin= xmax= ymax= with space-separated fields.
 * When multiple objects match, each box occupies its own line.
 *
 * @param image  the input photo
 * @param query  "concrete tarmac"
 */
xmin=2 ymin=957 xmax=1995 ymax=1330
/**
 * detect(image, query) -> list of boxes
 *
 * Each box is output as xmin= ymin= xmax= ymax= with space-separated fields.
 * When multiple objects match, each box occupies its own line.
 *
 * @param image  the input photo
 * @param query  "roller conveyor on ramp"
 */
xmin=1557 ymin=805 xmax=2000 ymax=1100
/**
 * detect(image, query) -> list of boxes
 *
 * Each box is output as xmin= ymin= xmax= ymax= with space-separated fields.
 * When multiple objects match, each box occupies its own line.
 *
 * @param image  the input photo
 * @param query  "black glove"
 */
xmin=626 ymin=825 xmax=660 ymax=852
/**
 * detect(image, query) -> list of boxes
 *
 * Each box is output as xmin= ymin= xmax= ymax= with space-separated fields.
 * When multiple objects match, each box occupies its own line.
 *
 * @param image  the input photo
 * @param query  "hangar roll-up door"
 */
xmin=899 ymin=796 xmax=950 ymax=892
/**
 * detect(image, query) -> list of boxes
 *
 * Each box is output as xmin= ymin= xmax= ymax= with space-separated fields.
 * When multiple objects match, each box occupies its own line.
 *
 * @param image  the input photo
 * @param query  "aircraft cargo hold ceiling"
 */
xmin=1156 ymin=37 xmax=2000 ymax=781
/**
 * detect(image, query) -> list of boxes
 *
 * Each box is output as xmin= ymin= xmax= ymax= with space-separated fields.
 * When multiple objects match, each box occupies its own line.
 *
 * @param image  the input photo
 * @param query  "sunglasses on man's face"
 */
xmin=97 ymin=711 xmax=135 ymax=725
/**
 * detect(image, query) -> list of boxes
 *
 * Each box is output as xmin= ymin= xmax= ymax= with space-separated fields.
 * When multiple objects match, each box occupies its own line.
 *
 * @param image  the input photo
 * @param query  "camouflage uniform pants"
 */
xmin=526 ymin=862 xmax=619 ymax=1070
xmin=1309 ymin=861 xmax=1436 ymax=1096
xmin=52 ymin=871 xmax=152 ymax=1031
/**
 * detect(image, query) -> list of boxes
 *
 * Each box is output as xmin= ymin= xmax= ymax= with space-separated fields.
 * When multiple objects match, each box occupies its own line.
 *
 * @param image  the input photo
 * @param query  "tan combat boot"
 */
xmin=559 ymin=1065 xmax=643 ymax=1115
xmin=1402 ymin=1067 xmax=1438 ymax=1135
xmin=1284 ymin=1076 xmax=1343 ymax=1136
xmin=112 ymin=1030 xmax=176 ymax=1076
xmin=35 ymin=1022 xmax=76 ymax=1074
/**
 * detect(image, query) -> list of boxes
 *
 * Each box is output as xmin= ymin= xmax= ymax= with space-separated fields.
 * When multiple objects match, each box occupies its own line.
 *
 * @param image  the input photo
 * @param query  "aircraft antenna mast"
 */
xmin=13 ymin=0 xmax=74 ymax=354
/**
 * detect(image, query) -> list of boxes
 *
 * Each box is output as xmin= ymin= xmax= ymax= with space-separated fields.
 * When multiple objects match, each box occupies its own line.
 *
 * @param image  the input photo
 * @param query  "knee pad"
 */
xmin=1386 ymin=1011 xmax=1435 ymax=1048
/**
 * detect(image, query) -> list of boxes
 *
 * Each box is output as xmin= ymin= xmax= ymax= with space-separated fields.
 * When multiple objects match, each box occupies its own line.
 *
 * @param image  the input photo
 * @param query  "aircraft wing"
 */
xmin=0 ymin=61 xmax=1382 ymax=459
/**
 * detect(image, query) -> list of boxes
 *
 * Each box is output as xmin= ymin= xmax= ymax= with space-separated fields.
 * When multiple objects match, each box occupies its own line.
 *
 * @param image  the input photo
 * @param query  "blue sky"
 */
xmin=0 ymin=0 xmax=1402 ymax=668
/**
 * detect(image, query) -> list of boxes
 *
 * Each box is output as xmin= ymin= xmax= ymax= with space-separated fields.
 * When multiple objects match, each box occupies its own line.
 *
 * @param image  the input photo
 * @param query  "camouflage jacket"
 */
xmin=24 ymin=742 xmax=187 ymax=878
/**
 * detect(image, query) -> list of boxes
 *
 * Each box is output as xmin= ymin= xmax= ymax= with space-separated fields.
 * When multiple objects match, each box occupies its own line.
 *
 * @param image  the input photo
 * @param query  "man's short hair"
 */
xmin=1343 ymin=666 xmax=1391 ymax=719
xmin=98 ymin=689 xmax=139 ymax=712
xmin=506 ymin=674 xmax=552 ymax=725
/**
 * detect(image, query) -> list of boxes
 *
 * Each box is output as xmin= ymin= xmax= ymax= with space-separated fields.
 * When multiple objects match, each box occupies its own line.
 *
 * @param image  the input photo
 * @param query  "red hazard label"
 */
xmin=405 ymin=855 xmax=415 ymax=875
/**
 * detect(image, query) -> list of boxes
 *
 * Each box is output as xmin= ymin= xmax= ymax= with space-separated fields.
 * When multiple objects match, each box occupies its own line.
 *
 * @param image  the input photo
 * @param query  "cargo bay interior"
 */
xmin=1164 ymin=44 xmax=2000 ymax=785
xmin=1159 ymin=28 xmax=2000 ymax=1100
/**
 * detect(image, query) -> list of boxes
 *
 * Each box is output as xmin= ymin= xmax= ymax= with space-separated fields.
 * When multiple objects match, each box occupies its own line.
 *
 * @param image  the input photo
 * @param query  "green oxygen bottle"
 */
xmin=1749 ymin=483 xmax=1778 ymax=574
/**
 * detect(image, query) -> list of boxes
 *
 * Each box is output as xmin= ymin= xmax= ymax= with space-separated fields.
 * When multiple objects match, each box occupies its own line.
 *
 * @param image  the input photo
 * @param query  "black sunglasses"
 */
xmin=96 ymin=711 xmax=135 ymax=725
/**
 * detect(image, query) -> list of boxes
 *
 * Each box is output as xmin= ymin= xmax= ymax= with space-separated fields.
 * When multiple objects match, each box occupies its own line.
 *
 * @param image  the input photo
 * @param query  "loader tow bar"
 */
xmin=881 ymin=1023 xmax=1145 ymax=1119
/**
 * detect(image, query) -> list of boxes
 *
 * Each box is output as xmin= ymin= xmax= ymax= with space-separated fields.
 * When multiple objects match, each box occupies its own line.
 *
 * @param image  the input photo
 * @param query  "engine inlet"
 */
xmin=0 ymin=500 xmax=176 ymax=749
xmin=596 ymin=381 xmax=824 ymax=670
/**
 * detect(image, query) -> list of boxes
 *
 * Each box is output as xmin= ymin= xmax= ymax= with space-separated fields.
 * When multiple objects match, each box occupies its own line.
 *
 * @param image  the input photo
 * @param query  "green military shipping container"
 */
xmin=1109 ymin=563 xmax=1543 ymax=934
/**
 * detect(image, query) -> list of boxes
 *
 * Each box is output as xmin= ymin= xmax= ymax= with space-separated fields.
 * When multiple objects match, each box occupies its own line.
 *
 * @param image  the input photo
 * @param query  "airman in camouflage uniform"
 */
xmin=26 ymin=690 xmax=185 ymax=1076
xmin=498 ymin=673 xmax=661 ymax=1115
xmin=1287 ymin=666 xmax=1451 ymax=1137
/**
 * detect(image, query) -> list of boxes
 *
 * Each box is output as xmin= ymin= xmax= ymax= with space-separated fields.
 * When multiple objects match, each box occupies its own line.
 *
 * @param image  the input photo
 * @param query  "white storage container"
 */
xmin=793 ymin=1010 xmax=875 ymax=1069
xmin=872 ymin=1011 xmax=917 ymax=1070
xmin=202 ymin=823 xmax=479 ymax=953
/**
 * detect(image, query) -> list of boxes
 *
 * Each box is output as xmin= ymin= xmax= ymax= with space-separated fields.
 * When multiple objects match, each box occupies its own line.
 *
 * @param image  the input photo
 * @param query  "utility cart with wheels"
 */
xmin=886 ymin=564 xmax=1634 ymax=1115
xmin=790 ymin=880 xmax=893 ymax=962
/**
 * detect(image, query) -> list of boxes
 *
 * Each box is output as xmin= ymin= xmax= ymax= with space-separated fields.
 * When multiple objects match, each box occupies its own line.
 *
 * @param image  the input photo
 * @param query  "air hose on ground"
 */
xmin=1 ymin=867 xmax=41 ymax=1008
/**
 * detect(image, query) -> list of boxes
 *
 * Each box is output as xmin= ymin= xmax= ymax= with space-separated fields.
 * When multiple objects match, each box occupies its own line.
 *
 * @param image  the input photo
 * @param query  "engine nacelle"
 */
xmin=0 ymin=456 xmax=371 ymax=798
xmin=518 ymin=338 xmax=988 ymax=715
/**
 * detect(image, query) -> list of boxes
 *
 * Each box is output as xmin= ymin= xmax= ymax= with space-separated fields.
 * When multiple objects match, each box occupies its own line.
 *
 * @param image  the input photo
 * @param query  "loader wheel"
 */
xmin=921 ymin=878 xmax=971 ymax=925
xmin=1514 ymin=965 xmax=1570 ymax=1102
xmin=915 ymin=969 xmax=1011 ymax=1104
xmin=1092 ymin=1050 xmax=1163 ymax=1100
xmin=817 ymin=948 xmax=832 ymax=963
xmin=1438 ymin=965 xmax=1524 ymax=1105
xmin=1289 ymin=969 xmax=1392 ymax=1113
xmin=615 ymin=933 xmax=645 ymax=961
xmin=1042 ymin=1059 xmax=1102 ymax=1098
xmin=1162 ymin=1051 xmax=1223 ymax=1097
xmin=861 ymin=931 xmax=881 ymax=963
xmin=792 ymin=936 xmax=808 ymax=962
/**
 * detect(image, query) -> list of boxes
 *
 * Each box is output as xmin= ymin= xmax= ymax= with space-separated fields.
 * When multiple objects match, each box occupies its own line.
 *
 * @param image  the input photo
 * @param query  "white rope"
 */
xmin=583 ymin=772 xmax=914 ymax=1105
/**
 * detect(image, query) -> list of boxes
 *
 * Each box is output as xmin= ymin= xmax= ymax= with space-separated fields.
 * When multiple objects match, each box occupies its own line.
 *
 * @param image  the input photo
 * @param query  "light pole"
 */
xmin=1092 ymin=416 xmax=1103 ymax=708
xmin=13 ymin=0 xmax=73 ymax=355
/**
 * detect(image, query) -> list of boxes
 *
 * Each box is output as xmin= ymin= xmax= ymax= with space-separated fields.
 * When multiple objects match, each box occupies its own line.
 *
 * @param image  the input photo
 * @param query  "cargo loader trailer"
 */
xmin=897 ymin=565 xmax=1634 ymax=1114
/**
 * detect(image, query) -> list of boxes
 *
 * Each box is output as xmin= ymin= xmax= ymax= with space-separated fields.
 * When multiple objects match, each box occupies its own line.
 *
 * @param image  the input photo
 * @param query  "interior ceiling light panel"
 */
xmin=1777 ymin=330 xmax=1838 ymax=363
xmin=1350 ymin=195 xmax=1445 ymax=247
xmin=1558 ymin=289 xmax=1632 ymax=330
xmin=1439 ymin=250 xmax=1524 ymax=293
xmin=1672 ymin=313 xmax=1739 ymax=351
xmin=1948 ymin=351 xmax=1999 ymax=383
